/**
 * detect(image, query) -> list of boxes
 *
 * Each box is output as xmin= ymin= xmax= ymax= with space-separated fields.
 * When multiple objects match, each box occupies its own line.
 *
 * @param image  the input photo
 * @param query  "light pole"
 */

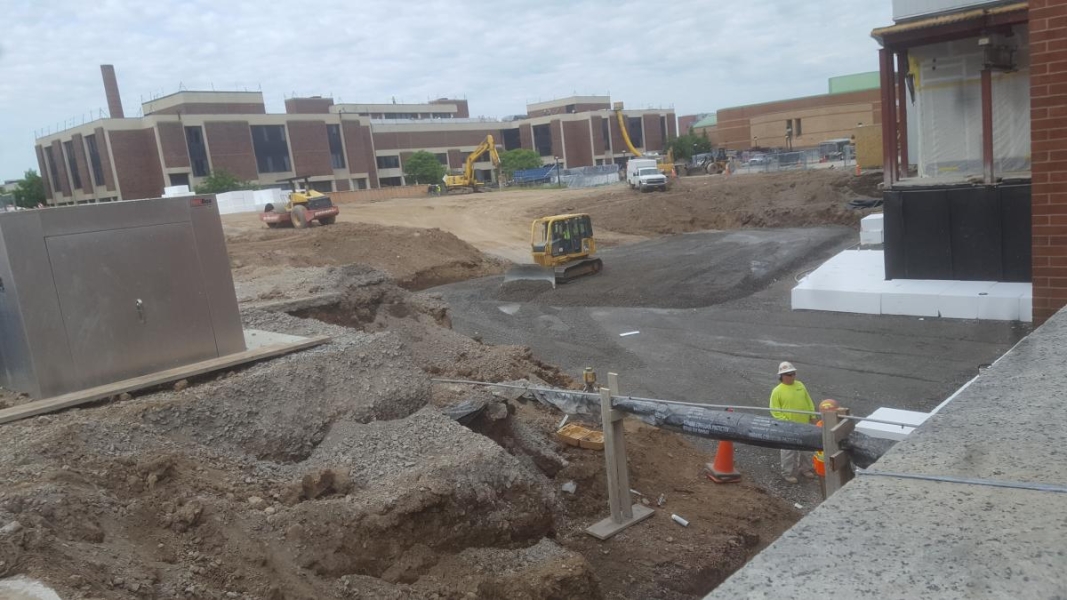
xmin=554 ymin=156 xmax=561 ymax=188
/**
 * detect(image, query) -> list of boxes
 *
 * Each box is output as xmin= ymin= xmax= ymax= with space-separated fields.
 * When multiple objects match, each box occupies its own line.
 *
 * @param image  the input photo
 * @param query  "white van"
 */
xmin=626 ymin=159 xmax=668 ymax=192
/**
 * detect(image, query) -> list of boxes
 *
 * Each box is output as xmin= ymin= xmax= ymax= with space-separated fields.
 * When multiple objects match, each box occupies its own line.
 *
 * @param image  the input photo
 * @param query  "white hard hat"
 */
xmin=778 ymin=361 xmax=797 ymax=376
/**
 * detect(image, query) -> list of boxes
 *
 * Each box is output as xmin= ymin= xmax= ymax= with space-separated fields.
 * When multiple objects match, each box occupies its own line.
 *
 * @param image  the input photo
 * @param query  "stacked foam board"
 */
xmin=792 ymin=249 xmax=1032 ymax=322
xmin=215 ymin=188 xmax=285 ymax=215
xmin=855 ymin=407 xmax=930 ymax=441
xmin=162 ymin=185 xmax=194 ymax=197
xmin=860 ymin=213 xmax=883 ymax=246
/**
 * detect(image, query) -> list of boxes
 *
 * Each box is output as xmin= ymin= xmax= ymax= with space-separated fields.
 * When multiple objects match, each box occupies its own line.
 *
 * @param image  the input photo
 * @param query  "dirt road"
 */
xmin=223 ymin=187 xmax=647 ymax=264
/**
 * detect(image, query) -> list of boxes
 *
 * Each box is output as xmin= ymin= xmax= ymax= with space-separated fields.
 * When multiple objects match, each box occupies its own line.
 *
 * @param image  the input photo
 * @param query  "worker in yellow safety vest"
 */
xmin=769 ymin=361 xmax=817 ymax=484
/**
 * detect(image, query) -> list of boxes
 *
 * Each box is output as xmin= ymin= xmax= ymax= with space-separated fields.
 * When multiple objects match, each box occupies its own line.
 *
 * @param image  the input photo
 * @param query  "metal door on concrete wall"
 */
xmin=45 ymin=222 xmax=219 ymax=389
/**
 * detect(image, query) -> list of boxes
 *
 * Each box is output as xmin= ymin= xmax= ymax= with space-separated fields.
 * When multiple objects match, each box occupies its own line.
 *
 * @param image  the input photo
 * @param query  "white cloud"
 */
xmin=0 ymin=0 xmax=892 ymax=177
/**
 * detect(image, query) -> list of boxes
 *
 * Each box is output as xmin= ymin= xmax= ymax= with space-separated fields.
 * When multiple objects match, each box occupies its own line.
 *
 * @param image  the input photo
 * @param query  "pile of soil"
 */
xmin=538 ymin=169 xmax=883 ymax=236
xmin=226 ymin=222 xmax=508 ymax=291
xmin=0 ymin=268 xmax=800 ymax=600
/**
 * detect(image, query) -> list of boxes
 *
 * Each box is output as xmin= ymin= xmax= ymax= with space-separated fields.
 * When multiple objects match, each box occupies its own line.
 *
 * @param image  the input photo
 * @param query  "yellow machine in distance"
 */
xmin=260 ymin=176 xmax=339 ymax=228
xmin=443 ymin=134 xmax=502 ymax=192
xmin=503 ymin=214 xmax=603 ymax=287
xmin=613 ymin=102 xmax=675 ymax=177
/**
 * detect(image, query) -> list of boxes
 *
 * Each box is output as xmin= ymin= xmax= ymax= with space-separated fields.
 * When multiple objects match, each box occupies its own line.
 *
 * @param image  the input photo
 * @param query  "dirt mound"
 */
xmin=537 ymin=169 xmax=882 ymax=237
xmin=0 ymin=266 xmax=801 ymax=600
xmin=226 ymin=222 xmax=508 ymax=290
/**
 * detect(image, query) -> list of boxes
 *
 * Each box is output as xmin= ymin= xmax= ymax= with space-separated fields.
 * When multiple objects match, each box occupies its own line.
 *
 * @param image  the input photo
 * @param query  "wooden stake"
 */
xmin=586 ymin=372 xmax=654 ymax=540
xmin=821 ymin=407 xmax=856 ymax=498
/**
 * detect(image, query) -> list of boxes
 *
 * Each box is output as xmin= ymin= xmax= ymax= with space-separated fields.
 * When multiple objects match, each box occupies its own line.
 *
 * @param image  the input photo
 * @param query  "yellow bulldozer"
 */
xmin=443 ymin=134 xmax=502 ymax=193
xmin=503 ymin=214 xmax=603 ymax=288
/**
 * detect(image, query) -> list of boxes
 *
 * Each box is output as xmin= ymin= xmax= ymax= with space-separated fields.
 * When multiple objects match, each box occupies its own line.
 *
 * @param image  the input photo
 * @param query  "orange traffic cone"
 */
xmin=705 ymin=440 xmax=741 ymax=484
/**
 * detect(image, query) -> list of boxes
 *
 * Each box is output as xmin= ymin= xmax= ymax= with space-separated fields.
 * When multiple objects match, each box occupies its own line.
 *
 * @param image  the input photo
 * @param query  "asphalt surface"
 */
xmin=432 ymin=227 xmax=1029 ymax=508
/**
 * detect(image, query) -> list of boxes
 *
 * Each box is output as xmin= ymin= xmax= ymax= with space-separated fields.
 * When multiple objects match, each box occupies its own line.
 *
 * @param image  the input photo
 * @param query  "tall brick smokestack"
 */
xmin=100 ymin=65 xmax=125 ymax=119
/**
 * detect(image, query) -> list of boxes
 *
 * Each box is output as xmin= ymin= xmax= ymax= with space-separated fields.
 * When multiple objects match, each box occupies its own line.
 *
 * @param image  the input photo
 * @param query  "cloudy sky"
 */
xmin=0 ymin=0 xmax=892 ymax=180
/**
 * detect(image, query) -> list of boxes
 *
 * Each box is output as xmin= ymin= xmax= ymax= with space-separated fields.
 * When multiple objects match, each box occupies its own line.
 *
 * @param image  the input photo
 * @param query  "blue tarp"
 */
xmin=511 ymin=165 xmax=555 ymax=184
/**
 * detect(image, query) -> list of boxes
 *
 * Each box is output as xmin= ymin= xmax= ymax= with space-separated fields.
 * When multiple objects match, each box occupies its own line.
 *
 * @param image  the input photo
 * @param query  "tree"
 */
xmin=12 ymin=170 xmax=45 ymax=208
xmin=194 ymin=169 xmax=252 ymax=194
xmin=403 ymin=151 xmax=447 ymax=185
xmin=664 ymin=132 xmax=713 ymax=161
xmin=499 ymin=149 xmax=544 ymax=178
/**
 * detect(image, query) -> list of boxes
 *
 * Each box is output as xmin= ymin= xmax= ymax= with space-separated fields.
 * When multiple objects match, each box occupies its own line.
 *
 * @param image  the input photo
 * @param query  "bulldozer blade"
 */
xmin=503 ymin=265 xmax=557 ymax=288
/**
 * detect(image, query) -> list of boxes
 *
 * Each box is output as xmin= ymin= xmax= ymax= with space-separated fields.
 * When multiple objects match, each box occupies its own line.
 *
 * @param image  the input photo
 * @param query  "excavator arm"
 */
xmin=462 ymin=135 xmax=497 ymax=182
xmin=445 ymin=134 xmax=499 ymax=192
xmin=613 ymin=102 xmax=643 ymax=157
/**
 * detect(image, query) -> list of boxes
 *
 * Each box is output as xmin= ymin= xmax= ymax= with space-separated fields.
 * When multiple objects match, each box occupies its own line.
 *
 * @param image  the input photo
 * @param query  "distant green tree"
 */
xmin=665 ymin=133 xmax=714 ymax=161
xmin=499 ymin=149 xmax=544 ymax=178
xmin=403 ymin=151 xmax=447 ymax=185
xmin=12 ymin=170 xmax=45 ymax=208
xmin=194 ymin=169 xmax=252 ymax=194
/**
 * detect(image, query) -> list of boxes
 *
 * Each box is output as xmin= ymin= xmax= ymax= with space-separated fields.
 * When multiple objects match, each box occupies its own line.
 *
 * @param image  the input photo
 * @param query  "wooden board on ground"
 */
xmin=0 ymin=334 xmax=330 ymax=426
xmin=586 ymin=504 xmax=656 ymax=541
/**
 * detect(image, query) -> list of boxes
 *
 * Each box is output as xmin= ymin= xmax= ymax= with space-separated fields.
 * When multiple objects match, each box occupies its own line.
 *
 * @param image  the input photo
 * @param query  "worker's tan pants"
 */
xmin=781 ymin=448 xmax=809 ymax=478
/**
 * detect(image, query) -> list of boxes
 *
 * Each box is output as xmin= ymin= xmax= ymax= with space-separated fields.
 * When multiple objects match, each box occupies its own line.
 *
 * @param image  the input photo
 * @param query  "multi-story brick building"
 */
xmin=33 ymin=67 xmax=676 ymax=204
xmin=684 ymin=73 xmax=883 ymax=151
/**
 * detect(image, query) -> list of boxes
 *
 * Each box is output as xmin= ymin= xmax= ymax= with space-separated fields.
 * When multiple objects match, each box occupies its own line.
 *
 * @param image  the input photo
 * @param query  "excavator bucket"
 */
xmin=503 ymin=264 xmax=557 ymax=288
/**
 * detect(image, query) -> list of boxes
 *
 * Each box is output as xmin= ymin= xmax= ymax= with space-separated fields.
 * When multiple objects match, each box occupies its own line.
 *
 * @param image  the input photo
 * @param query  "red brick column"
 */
xmin=1031 ymin=0 xmax=1067 ymax=325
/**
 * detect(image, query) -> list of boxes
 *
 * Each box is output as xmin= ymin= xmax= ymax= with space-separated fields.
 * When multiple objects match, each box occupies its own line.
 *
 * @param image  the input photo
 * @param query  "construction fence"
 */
xmin=510 ymin=165 xmax=621 ymax=189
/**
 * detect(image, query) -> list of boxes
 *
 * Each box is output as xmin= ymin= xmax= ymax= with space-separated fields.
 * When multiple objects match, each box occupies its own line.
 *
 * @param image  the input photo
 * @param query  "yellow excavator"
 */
xmin=443 ymin=134 xmax=502 ymax=193
xmin=503 ymin=214 xmax=602 ymax=288
xmin=614 ymin=102 xmax=675 ymax=177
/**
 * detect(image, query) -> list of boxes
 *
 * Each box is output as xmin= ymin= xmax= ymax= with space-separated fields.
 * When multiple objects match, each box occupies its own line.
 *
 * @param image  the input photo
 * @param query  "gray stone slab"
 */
xmin=243 ymin=328 xmax=311 ymax=350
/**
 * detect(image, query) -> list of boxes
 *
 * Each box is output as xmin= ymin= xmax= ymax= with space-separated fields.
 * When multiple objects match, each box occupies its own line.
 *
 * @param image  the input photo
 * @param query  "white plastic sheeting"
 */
xmin=909 ymin=27 xmax=1030 ymax=178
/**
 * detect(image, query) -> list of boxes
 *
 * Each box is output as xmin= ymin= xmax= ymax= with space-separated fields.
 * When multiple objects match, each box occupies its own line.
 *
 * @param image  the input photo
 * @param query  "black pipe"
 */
xmin=531 ymin=390 xmax=896 ymax=469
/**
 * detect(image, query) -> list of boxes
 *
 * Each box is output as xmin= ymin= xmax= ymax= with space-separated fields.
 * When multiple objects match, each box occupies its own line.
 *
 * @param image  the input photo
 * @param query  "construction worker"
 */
xmin=769 ymin=361 xmax=817 ymax=484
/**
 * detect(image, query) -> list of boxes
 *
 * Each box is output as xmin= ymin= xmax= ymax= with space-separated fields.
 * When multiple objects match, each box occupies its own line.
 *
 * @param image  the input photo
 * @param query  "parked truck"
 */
xmin=626 ymin=158 xmax=668 ymax=192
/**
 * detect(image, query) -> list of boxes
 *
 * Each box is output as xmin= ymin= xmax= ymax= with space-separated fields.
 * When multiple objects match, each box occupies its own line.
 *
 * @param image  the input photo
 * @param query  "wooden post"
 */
xmin=586 ymin=372 xmax=655 ymax=540
xmin=821 ymin=407 xmax=856 ymax=498
xmin=982 ymin=68 xmax=995 ymax=185
xmin=896 ymin=50 xmax=910 ymax=180
xmin=879 ymin=48 xmax=898 ymax=188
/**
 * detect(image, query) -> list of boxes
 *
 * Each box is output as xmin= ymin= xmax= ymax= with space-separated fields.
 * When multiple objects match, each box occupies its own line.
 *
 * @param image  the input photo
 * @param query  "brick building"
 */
xmin=688 ymin=73 xmax=882 ymax=151
xmin=33 ymin=68 xmax=675 ymax=204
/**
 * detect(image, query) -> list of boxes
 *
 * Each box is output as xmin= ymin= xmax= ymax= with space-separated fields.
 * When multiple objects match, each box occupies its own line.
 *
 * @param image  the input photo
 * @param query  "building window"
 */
xmin=533 ymin=124 xmax=553 ymax=157
xmin=795 ymin=118 xmax=802 ymax=137
xmin=169 ymin=173 xmax=190 ymax=187
xmin=185 ymin=126 xmax=210 ymax=177
xmin=327 ymin=124 xmax=346 ymax=169
xmin=376 ymin=155 xmax=400 ymax=169
xmin=250 ymin=125 xmax=292 ymax=173
xmin=352 ymin=178 xmax=368 ymax=190
xmin=44 ymin=146 xmax=62 ymax=192
xmin=786 ymin=119 xmax=793 ymax=136
xmin=566 ymin=104 xmax=576 ymax=114
xmin=627 ymin=117 xmax=643 ymax=148
xmin=379 ymin=176 xmax=402 ymax=187
xmin=63 ymin=141 xmax=82 ymax=189
xmin=602 ymin=119 xmax=610 ymax=151
xmin=85 ymin=134 xmax=105 ymax=187
xmin=435 ymin=153 xmax=449 ymax=165
xmin=502 ymin=128 xmax=522 ymax=151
